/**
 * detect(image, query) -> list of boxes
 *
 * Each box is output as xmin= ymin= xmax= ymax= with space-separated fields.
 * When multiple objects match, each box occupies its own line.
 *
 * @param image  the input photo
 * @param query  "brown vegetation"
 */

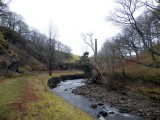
xmin=12 ymin=81 xmax=39 ymax=120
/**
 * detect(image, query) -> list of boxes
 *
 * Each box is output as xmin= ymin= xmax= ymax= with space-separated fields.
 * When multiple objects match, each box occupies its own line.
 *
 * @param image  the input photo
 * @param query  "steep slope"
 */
xmin=0 ymin=32 xmax=19 ymax=74
xmin=0 ymin=27 xmax=47 ymax=74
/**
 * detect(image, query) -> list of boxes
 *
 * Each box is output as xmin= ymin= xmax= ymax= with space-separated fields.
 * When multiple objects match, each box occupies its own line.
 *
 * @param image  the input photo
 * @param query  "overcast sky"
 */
xmin=9 ymin=0 xmax=119 ymax=55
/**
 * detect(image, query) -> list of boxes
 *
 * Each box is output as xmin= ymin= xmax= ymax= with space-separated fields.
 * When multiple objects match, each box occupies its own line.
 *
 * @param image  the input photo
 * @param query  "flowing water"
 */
xmin=53 ymin=79 xmax=142 ymax=120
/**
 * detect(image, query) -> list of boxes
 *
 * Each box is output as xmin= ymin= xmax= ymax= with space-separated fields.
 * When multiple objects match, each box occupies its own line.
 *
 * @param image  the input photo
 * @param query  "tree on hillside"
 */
xmin=108 ymin=0 xmax=160 ymax=68
xmin=141 ymin=0 xmax=160 ymax=20
xmin=0 ymin=3 xmax=72 ymax=72
xmin=101 ymin=40 xmax=117 ymax=73
xmin=0 ymin=0 xmax=8 ymax=17
xmin=0 ymin=12 xmax=29 ymax=35
xmin=47 ymin=22 xmax=56 ymax=75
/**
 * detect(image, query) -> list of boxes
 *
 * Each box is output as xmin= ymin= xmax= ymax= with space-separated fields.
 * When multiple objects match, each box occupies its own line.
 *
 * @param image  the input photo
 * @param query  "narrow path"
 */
xmin=12 ymin=80 xmax=39 ymax=120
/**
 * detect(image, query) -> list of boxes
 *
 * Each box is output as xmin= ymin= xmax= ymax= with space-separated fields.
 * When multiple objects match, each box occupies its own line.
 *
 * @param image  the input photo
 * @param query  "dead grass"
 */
xmin=12 ymin=80 xmax=39 ymax=120
xmin=133 ymin=86 xmax=160 ymax=102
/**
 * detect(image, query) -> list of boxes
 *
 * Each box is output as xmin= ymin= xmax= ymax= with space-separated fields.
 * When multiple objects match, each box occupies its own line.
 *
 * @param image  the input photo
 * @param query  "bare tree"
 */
xmin=81 ymin=32 xmax=108 ymax=84
xmin=47 ymin=22 xmax=57 ymax=75
xmin=100 ymin=37 xmax=126 ymax=75
xmin=108 ymin=0 xmax=160 ymax=67
xmin=16 ymin=20 xmax=29 ymax=35
xmin=0 ymin=0 xmax=8 ymax=17
xmin=141 ymin=0 xmax=160 ymax=20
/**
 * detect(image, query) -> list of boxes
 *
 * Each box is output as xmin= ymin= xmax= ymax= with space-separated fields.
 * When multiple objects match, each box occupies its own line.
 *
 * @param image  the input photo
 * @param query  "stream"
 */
xmin=52 ymin=79 xmax=142 ymax=120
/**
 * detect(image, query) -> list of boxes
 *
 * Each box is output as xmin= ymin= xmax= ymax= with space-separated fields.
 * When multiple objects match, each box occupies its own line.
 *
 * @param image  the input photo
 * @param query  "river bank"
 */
xmin=53 ymin=79 xmax=141 ymax=120
xmin=72 ymin=82 xmax=160 ymax=120
xmin=0 ymin=71 xmax=94 ymax=120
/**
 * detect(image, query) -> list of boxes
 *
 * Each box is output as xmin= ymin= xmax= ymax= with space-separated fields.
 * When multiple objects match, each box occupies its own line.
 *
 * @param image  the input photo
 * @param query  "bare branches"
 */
xmin=81 ymin=32 xmax=108 ymax=83
xmin=81 ymin=32 xmax=95 ymax=53
xmin=106 ymin=0 xmax=160 ymax=68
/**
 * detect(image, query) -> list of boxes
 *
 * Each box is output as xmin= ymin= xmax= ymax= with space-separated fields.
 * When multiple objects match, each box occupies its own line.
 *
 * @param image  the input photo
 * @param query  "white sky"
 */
xmin=9 ymin=0 xmax=119 ymax=55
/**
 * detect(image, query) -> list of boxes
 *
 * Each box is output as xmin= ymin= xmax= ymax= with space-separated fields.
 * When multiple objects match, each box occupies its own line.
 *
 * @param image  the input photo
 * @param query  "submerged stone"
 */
xmin=99 ymin=110 xmax=108 ymax=117
xmin=98 ymin=103 xmax=104 ymax=106
xmin=90 ymin=104 xmax=97 ymax=109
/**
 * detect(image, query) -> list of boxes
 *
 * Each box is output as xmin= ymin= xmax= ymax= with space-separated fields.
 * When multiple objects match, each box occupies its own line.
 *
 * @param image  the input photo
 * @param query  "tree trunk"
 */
xmin=49 ymin=57 xmax=52 ymax=75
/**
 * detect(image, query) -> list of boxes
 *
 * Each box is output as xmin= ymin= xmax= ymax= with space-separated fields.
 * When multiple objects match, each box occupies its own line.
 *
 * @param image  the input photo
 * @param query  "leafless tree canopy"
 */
xmin=102 ymin=0 xmax=160 ymax=71
xmin=0 ymin=1 xmax=72 ymax=73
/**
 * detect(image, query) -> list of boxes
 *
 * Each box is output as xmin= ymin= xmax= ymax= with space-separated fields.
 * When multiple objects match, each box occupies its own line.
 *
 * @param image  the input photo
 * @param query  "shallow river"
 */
xmin=53 ymin=79 xmax=142 ymax=120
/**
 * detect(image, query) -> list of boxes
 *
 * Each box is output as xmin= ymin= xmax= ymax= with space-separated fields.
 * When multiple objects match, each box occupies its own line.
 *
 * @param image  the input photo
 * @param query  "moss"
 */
xmin=0 ymin=32 xmax=9 ymax=49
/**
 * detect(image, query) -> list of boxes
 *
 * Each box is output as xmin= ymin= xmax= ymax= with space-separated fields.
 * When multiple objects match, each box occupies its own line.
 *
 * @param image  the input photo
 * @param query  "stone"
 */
xmin=64 ymin=89 xmax=68 ymax=91
xmin=98 ymin=103 xmax=104 ymax=106
xmin=90 ymin=104 xmax=97 ymax=109
xmin=97 ymin=114 xmax=106 ymax=119
xmin=99 ymin=110 xmax=108 ymax=117
xmin=120 ymin=91 xmax=127 ymax=95
xmin=8 ymin=61 xmax=19 ymax=72
xmin=97 ymin=113 xmax=101 ymax=118
xmin=120 ymin=97 xmax=126 ymax=100
xmin=109 ymin=111 xmax=114 ymax=114
xmin=119 ymin=107 xmax=131 ymax=113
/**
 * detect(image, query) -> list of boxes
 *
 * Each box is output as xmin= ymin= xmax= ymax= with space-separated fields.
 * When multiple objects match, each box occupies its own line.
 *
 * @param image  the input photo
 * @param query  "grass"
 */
xmin=0 ymin=71 xmax=95 ymax=120
xmin=102 ymin=44 xmax=160 ymax=77
xmin=0 ymin=78 xmax=24 ymax=120
xmin=134 ymin=87 xmax=160 ymax=101
xmin=64 ymin=54 xmax=80 ymax=63
xmin=13 ymin=47 xmax=47 ymax=71
xmin=103 ymin=50 xmax=160 ymax=84
xmin=101 ymin=49 xmax=160 ymax=101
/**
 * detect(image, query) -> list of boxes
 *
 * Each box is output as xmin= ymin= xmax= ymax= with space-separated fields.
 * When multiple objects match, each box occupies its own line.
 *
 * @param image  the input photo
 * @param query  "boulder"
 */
xmin=8 ymin=61 xmax=19 ymax=72
xmin=90 ymin=104 xmax=97 ymax=109
xmin=0 ymin=37 xmax=19 ymax=73
xmin=98 ymin=103 xmax=104 ymax=106
xmin=47 ymin=77 xmax=61 ymax=88
xmin=99 ymin=110 xmax=108 ymax=117
xmin=109 ymin=111 xmax=114 ymax=114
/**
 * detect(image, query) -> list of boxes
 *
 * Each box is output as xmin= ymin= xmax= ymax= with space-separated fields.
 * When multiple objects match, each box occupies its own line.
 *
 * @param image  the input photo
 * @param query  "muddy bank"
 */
xmin=72 ymin=83 xmax=160 ymax=120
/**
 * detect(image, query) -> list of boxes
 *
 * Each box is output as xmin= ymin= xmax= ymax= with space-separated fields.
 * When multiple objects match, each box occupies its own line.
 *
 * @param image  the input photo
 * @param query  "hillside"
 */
xmin=0 ymin=28 xmax=46 ymax=73
xmin=99 ymin=49 xmax=160 ymax=104
xmin=103 ymin=49 xmax=160 ymax=80
xmin=63 ymin=54 xmax=80 ymax=63
xmin=0 ymin=26 xmax=76 ymax=74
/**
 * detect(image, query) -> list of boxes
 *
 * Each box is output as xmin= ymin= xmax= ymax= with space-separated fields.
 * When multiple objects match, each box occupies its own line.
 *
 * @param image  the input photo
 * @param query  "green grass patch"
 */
xmin=24 ymin=73 xmax=94 ymax=120
xmin=64 ymin=54 xmax=80 ymax=63
xmin=0 ymin=78 xmax=24 ymax=120
xmin=0 ymin=71 xmax=94 ymax=120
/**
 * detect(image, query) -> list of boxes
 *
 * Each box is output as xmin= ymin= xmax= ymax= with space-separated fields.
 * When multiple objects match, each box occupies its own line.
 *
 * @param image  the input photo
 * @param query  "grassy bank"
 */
xmin=0 ymin=71 xmax=95 ymax=120
xmin=102 ymin=72 xmax=160 ymax=102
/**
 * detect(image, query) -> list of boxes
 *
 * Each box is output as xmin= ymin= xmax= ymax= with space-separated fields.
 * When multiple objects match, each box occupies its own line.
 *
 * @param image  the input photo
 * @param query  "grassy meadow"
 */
xmin=0 ymin=71 xmax=95 ymax=120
